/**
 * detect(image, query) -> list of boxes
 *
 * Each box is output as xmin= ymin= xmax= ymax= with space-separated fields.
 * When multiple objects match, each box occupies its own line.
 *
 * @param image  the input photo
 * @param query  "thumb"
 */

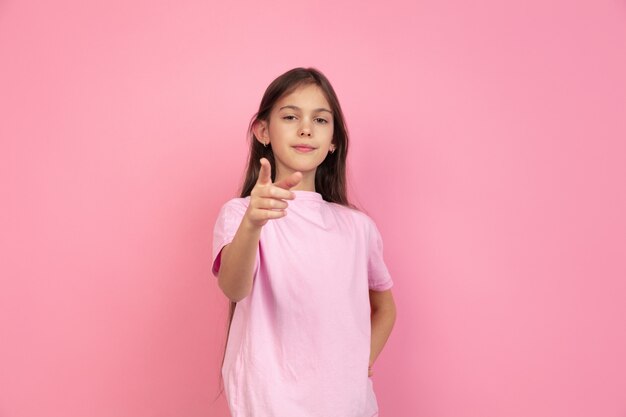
xmin=274 ymin=171 xmax=302 ymax=190
xmin=257 ymin=158 xmax=272 ymax=185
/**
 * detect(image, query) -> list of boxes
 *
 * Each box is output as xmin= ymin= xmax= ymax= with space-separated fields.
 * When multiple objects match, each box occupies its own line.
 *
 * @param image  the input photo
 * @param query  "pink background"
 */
xmin=1 ymin=0 xmax=625 ymax=416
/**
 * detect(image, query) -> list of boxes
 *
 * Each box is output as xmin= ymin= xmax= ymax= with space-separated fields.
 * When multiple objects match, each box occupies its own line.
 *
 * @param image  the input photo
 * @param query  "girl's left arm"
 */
xmin=369 ymin=289 xmax=397 ymax=376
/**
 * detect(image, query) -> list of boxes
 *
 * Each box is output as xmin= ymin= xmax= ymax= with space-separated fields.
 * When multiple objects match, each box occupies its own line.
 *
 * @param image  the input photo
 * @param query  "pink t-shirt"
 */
xmin=211 ymin=190 xmax=393 ymax=417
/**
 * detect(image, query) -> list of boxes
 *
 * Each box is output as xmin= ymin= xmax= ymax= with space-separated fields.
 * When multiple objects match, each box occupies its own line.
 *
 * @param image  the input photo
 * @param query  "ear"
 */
xmin=253 ymin=119 xmax=269 ymax=145
xmin=330 ymin=143 xmax=336 ymax=152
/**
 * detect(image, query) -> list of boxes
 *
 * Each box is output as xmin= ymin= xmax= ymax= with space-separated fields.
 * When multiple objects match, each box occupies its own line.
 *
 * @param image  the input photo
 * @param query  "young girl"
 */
xmin=211 ymin=67 xmax=396 ymax=417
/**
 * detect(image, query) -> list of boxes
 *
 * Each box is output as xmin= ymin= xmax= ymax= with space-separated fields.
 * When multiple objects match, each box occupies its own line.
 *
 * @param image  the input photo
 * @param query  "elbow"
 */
xmin=226 ymin=292 xmax=248 ymax=304
xmin=374 ymin=305 xmax=397 ymax=318
xmin=372 ymin=301 xmax=397 ymax=321
xmin=218 ymin=274 xmax=252 ymax=303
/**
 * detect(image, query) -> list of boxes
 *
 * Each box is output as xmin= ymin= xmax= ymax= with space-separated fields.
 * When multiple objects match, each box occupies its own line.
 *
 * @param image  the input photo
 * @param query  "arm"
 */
xmin=217 ymin=157 xmax=301 ymax=303
xmin=217 ymin=217 xmax=262 ymax=303
xmin=369 ymin=288 xmax=397 ymax=376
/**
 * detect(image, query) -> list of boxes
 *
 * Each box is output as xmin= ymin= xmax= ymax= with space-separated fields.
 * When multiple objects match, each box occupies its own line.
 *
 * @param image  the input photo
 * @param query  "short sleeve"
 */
xmin=367 ymin=217 xmax=394 ymax=291
xmin=211 ymin=198 xmax=260 ymax=278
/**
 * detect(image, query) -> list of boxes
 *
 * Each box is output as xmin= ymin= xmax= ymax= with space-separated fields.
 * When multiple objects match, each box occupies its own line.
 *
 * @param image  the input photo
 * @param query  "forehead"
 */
xmin=275 ymin=84 xmax=330 ymax=110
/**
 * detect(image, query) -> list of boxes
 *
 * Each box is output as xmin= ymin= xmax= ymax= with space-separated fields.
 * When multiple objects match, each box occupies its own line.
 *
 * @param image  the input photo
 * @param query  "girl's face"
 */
xmin=254 ymin=84 xmax=336 ymax=190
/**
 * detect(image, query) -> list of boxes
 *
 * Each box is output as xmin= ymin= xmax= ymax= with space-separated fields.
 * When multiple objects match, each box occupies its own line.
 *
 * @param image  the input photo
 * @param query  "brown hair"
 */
xmin=213 ymin=67 xmax=359 ymax=402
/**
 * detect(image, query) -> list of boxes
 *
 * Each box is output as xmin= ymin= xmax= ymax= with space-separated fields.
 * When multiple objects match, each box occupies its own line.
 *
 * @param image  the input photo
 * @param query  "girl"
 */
xmin=211 ymin=67 xmax=396 ymax=417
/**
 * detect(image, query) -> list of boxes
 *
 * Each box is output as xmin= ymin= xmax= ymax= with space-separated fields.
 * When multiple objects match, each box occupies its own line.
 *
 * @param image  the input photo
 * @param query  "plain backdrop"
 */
xmin=1 ymin=0 xmax=625 ymax=416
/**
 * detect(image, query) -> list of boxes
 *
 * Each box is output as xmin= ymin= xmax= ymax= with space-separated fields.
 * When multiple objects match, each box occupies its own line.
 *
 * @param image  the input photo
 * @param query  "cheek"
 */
xmin=272 ymin=123 xmax=292 ymax=135
xmin=326 ymin=126 xmax=334 ymax=140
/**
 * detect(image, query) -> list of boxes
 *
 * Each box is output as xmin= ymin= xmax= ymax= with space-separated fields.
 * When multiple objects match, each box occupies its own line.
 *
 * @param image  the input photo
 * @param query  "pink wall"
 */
xmin=1 ymin=0 xmax=625 ymax=416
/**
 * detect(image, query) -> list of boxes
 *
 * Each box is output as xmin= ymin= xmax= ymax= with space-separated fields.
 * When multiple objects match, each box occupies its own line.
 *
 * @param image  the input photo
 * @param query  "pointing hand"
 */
xmin=244 ymin=158 xmax=302 ymax=228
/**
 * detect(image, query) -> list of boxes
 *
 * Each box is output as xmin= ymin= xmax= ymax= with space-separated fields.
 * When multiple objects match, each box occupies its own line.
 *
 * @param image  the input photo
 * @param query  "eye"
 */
xmin=282 ymin=115 xmax=296 ymax=120
xmin=315 ymin=118 xmax=328 ymax=124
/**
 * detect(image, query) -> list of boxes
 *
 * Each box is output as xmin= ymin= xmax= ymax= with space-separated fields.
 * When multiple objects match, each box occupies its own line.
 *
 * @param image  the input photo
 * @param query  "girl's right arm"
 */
xmin=217 ymin=158 xmax=302 ymax=302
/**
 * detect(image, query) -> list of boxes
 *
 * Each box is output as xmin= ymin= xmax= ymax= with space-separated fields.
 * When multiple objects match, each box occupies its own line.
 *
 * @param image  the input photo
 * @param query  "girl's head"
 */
xmin=239 ymin=67 xmax=354 ymax=207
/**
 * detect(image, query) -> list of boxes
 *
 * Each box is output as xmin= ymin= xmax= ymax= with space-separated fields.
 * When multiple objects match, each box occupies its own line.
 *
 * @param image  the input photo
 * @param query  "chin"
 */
xmin=287 ymin=161 xmax=321 ymax=173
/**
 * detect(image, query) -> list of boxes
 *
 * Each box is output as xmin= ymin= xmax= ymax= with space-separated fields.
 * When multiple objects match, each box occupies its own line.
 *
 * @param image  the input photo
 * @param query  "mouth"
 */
xmin=292 ymin=145 xmax=316 ymax=153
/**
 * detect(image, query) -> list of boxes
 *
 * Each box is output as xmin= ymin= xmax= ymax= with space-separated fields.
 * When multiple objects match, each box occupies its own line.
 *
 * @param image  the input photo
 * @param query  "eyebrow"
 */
xmin=278 ymin=105 xmax=333 ymax=115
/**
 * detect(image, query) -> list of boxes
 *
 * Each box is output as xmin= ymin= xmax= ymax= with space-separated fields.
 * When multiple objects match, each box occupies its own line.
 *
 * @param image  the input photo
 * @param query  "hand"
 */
xmin=244 ymin=158 xmax=302 ymax=228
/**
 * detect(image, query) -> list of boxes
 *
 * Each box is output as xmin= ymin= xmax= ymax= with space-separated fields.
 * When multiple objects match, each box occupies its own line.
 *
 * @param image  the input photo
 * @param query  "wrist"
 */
xmin=241 ymin=216 xmax=263 ymax=233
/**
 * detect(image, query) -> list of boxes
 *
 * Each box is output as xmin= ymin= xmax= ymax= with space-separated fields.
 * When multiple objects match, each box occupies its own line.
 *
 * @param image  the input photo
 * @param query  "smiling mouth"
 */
xmin=293 ymin=145 xmax=316 ymax=152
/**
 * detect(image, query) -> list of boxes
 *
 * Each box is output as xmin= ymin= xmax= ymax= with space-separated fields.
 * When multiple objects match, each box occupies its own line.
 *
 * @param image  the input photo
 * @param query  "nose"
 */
xmin=299 ymin=121 xmax=312 ymax=137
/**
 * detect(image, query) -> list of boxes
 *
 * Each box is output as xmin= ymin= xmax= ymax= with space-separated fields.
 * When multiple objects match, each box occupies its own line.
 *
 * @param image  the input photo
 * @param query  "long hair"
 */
xmin=214 ymin=67 xmax=358 ymax=401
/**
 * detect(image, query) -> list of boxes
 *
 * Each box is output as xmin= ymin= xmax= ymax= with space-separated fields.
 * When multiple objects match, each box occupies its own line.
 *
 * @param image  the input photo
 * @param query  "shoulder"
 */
xmin=219 ymin=196 xmax=251 ymax=211
xmin=215 ymin=196 xmax=251 ymax=221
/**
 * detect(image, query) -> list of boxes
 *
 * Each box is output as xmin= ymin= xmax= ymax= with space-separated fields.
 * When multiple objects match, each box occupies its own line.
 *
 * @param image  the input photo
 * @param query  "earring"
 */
xmin=263 ymin=141 xmax=268 ymax=147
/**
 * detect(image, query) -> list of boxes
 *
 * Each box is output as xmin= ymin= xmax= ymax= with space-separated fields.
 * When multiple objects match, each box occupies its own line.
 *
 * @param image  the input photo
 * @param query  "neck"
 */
xmin=289 ymin=179 xmax=316 ymax=192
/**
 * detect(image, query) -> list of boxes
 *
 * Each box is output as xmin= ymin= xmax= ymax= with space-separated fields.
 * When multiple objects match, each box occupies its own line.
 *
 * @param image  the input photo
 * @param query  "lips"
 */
xmin=292 ymin=144 xmax=316 ymax=152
